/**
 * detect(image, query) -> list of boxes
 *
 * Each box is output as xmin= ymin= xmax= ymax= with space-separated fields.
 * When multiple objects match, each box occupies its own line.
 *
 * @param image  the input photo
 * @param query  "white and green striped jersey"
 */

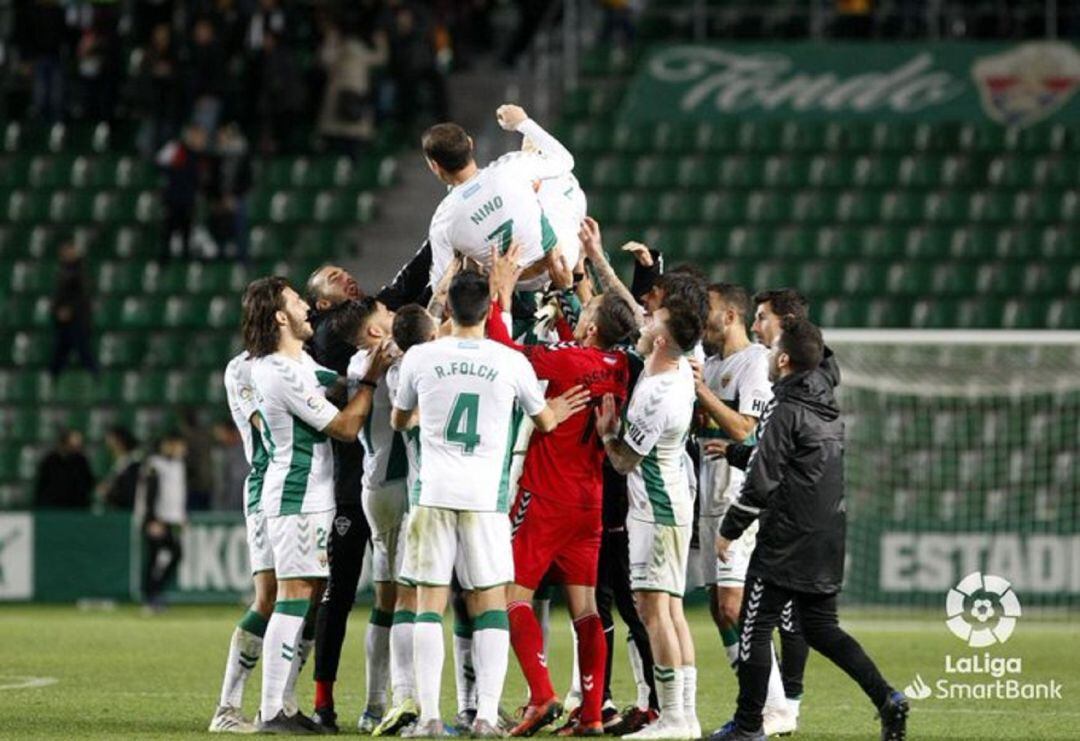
xmin=428 ymin=119 xmax=574 ymax=288
xmin=536 ymin=171 xmax=587 ymax=278
xmin=393 ymin=336 xmax=547 ymax=513
xmin=346 ymin=349 xmax=409 ymax=494
xmin=624 ymin=358 xmax=697 ymax=526
xmin=385 ymin=362 xmax=422 ymax=504
xmin=224 ymin=351 xmax=270 ymax=515
xmin=251 ymin=351 xmax=339 ymax=516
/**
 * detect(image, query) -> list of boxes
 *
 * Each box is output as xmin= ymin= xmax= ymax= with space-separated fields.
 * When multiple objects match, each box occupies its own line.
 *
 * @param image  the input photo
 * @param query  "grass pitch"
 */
xmin=0 ymin=604 xmax=1075 ymax=739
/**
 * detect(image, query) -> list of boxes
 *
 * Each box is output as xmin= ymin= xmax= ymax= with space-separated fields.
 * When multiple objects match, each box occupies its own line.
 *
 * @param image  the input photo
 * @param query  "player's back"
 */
xmin=397 ymin=336 xmax=545 ymax=513
xmin=429 ymin=153 xmax=554 ymax=284
xmin=519 ymin=343 xmax=628 ymax=509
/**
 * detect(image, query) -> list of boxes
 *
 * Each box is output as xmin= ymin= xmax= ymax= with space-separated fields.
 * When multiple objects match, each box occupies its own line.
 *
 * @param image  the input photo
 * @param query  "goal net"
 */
xmin=827 ymin=330 xmax=1080 ymax=614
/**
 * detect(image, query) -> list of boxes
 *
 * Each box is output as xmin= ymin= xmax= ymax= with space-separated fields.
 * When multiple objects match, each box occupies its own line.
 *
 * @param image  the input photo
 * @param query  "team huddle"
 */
xmin=210 ymin=105 xmax=910 ymax=740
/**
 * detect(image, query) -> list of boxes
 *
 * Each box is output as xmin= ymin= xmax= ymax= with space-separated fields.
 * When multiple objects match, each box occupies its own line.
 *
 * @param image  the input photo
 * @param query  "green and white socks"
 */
xmin=415 ymin=612 xmax=446 ymax=723
xmin=365 ymin=608 xmax=393 ymax=715
xmin=218 ymin=609 xmax=268 ymax=708
xmin=283 ymin=612 xmax=316 ymax=715
xmin=390 ymin=610 xmax=416 ymax=704
xmin=653 ymin=665 xmax=686 ymax=724
xmin=261 ymin=598 xmax=309 ymax=721
xmin=453 ymin=617 xmax=476 ymax=715
xmin=472 ymin=610 xmax=509 ymax=726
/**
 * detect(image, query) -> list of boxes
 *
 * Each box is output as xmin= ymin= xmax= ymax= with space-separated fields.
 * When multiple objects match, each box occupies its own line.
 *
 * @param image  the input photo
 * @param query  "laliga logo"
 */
xmin=945 ymin=572 xmax=1022 ymax=647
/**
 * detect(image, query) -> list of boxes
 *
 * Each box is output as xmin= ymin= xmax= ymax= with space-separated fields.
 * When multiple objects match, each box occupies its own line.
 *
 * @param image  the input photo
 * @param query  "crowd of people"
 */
xmin=204 ymin=103 xmax=910 ymax=740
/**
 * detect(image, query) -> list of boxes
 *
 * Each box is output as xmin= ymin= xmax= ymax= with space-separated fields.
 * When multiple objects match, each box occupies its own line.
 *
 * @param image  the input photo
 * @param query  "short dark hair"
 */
xmin=422 ymin=123 xmax=473 ymax=173
xmin=753 ymin=288 xmax=809 ymax=320
xmin=709 ymin=283 xmax=752 ymax=321
xmin=326 ymin=297 xmax=379 ymax=348
xmin=447 ymin=270 xmax=490 ymax=327
xmin=778 ymin=317 xmax=824 ymax=373
xmin=242 ymin=276 xmax=291 ymax=358
xmin=593 ymin=293 xmax=638 ymax=348
xmin=662 ymin=298 xmax=703 ymax=354
xmin=657 ymin=270 xmax=709 ymax=325
xmin=106 ymin=426 xmax=138 ymax=452
xmin=393 ymin=304 xmax=436 ymax=352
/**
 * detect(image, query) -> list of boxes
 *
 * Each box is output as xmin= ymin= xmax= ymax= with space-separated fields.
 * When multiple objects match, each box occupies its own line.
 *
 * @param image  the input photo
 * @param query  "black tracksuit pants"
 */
xmin=734 ymin=576 xmax=892 ymax=732
xmin=314 ymin=503 xmax=372 ymax=685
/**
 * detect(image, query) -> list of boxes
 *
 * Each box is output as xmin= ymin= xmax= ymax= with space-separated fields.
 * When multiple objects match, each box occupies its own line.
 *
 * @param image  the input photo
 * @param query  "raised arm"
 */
xmin=579 ymin=217 xmax=646 ymax=328
xmin=497 ymin=104 xmax=574 ymax=179
xmin=322 ymin=340 xmax=397 ymax=441
xmin=593 ymin=393 xmax=644 ymax=475
xmin=690 ymin=358 xmax=759 ymax=443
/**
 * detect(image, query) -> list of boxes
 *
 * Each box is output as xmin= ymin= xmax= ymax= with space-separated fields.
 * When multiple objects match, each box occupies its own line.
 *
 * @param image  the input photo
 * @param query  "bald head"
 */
xmin=306 ymin=264 xmax=361 ymax=312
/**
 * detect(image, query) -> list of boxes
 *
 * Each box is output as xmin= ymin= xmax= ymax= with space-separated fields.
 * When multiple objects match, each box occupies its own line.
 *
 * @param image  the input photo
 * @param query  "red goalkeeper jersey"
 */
xmin=487 ymin=304 xmax=629 ymax=509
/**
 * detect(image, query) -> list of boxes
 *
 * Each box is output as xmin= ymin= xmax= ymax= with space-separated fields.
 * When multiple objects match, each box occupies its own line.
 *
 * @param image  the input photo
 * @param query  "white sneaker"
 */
xmin=564 ymin=690 xmax=583 ymax=715
xmin=763 ymin=704 xmax=798 ymax=736
xmin=359 ymin=709 xmax=384 ymax=733
xmin=624 ymin=713 xmax=691 ymax=739
xmin=208 ymin=705 xmax=257 ymax=734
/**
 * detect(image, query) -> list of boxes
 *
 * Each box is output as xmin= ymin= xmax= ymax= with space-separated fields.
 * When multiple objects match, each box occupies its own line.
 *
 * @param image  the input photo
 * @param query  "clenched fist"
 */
xmin=496 ymin=104 xmax=529 ymax=131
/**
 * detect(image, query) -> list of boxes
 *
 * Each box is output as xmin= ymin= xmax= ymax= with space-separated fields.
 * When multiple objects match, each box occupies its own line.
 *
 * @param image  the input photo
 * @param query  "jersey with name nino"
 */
xmin=427 ymin=119 xmax=574 ymax=288
xmin=393 ymin=336 xmax=547 ymax=513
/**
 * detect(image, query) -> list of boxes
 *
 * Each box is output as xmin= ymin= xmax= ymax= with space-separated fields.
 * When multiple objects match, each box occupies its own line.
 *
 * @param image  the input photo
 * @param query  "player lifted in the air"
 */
xmin=594 ymin=302 xmax=703 ymax=740
xmin=242 ymin=276 xmax=391 ymax=733
xmin=390 ymin=270 xmax=589 ymax=737
xmin=423 ymin=104 xmax=574 ymax=290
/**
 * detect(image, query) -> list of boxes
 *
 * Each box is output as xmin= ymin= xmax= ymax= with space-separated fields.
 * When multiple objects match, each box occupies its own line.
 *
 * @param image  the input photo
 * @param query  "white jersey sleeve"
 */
xmin=266 ymin=359 xmax=339 ymax=433
xmin=393 ymin=349 xmax=420 ymax=412
xmin=225 ymin=352 xmax=259 ymax=463
xmin=511 ymin=352 xmax=547 ymax=417
xmin=624 ymin=389 xmax=666 ymax=458
xmin=516 ymin=119 xmax=575 ymax=180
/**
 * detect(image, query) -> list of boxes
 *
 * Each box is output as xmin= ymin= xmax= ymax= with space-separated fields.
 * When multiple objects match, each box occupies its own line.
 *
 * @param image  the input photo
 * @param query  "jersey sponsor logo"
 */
xmin=627 ymin=423 xmax=647 ymax=449
xmin=752 ymin=398 xmax=765 ymax=413
xmin=721 ymin=373 xmax=732 ymax=388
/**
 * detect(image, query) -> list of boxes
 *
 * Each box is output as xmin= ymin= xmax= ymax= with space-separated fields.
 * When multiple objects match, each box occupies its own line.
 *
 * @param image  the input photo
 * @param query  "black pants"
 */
xmin=779 ymin=600 xmax=810 ymax=699
xmin=161 ymin=202 xmax=193 ymax=261
xmin=50 ymin=321 xmax=97 ymax=376
xmin=735 ymin=577 xmax=892 ymax=732
xmin=597 ymin=528 xmax=657 ymax=709
xmin=143 ymin=524 xmax=182 ymax=604
xmin=314 ymin=503 xmax=372 ymax=685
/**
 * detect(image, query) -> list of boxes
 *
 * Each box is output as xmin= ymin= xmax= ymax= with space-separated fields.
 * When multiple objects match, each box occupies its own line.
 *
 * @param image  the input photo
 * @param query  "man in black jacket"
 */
xmin=708 ymin=318 xmax=908 ymax=741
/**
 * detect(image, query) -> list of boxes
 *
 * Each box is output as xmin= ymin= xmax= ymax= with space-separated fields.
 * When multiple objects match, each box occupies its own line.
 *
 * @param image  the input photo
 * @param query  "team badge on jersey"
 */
xmin=721 ymin=374 xmax=732 ymax=388
xmin=334 ymin=515 xmax=351 ymax=536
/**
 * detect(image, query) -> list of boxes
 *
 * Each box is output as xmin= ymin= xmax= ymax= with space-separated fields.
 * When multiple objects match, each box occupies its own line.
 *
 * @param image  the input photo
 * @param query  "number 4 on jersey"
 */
xmin=486 ymin=219 xmax=514 ymax=254
xmin=444 ymin=392 xmax=482 ymax=454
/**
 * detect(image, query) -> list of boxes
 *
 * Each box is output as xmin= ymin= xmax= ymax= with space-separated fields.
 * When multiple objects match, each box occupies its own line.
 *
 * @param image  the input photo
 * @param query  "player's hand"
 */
xmin=546 ymin=246 xmax=574 ymax=291
xmin=578 ymin=216 xmax=604 ymax=262
xmin=688 ymin=357 xmax=705 ymax=389
xmin=434 ymin=253 xmax=463 ymax=299
xmin=594 ymin=392 xmax=620 ymax=439
xmin=366 ymin=337 xmax=399 ymax=379
xmin=702 ymin=440 xmax=729 ymax=461
xmin=549 ymin=384 xmax=591 ymax=424
xmin=621 ymin=241 xmax=654 ymax=268
xmin=146 ymin=520 xmax=166 ymax=539
xmin=715 ymin=535 xmax=733 ymax=562
xmin=496 ymin=104 xmax=529 ymax=131
xmin=489 ymin=242 xmax=524 ymax=308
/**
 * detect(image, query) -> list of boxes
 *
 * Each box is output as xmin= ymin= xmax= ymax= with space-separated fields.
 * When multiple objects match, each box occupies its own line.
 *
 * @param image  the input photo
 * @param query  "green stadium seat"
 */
xmin=860 ymin=227 xmax=904 ymax=259
xmin=780 ymin=121 xmax=826 ymax=153
xmin=97 ymin=332 xmax=144 ymax=367
xmin=976 ymin=262 xmax=1024 ymax=294
xmin=754 ymin=262 xmax=797 ymax=288
xmin=8 ymin=261 xmax=55 ymax=294
xmin=657 ymin=192 xmax=699 ymax=225
xmin=7 ymin=190 xmax=48 ymax=222
xmin=249 ymin=226 xmax=292 ymax=260
xmin=114 ymin=157 xmax=157 ymax=189
xmin=789 ymin=191 xmax=830 ymax=224
xmin=773 ymin=227 xmax=814 ymax=258
xmin=904 ymin=227 xmax=948 ymax=258
xmin=10 ymin=331 xmax=49 ymax=366
xmin=866 ymin=298 xmax=905 ymax=327
xmin=914 ymin=122 xmax=962 ymax=152
xmin=206 ymin=296 xmax=241 ymax=329
xmin=700 ymin=191 xmax=746 ymax=224
xmin=836 ymin=191 xmax=881 ymax=223
xmin=818 ymin=297 xmax=862 ymax=326
xmin=163 ymin=297 xmax=207 ymax=328
xmin=800 ymin=261 xmax=844 ymax=294
xmin=29 ymin=155 xmax=72 ymax=188
xmin=633 ymin=157 xmax=677 ymax=188
xmin=1022 ymin=263 xmax=1070 ymax=295
xmin=967 ymin=191 xmax=1010 ymax=224
xmin=723 ymin=227 xmax=770 ymax=260
xmin=931 ymin=262 xmax=977 ymax=295
xmin=739 ymin=122 xmax=781 ymax=153
xmin=1040 ymin=157 xmax=1080 ymax=187
xmin=843 ymin=262 xmax=888 ymax=295
xmin=591 ymin=156 xmax=633 ymax=188
xmin=947 ymin=227 xmax=995 ymax=259
xmin=95 ymin=261 xmax=140 ymax=294
xmin=806 ymin=156 xmax=851 ymax=188
xmin=886 ymin=261 xmax=931 ymax=295
xmin=813 ymin=227 xmax=860 ymax=259
xmin=762 ymin=156 xmax=808 ymax=188
xmin=1046 ymin=299 xmax=1080 ymax=329
xmin=718 ymin=156 xmax=764 ymax=188
xmin=190 ymin=333 xmax=239 ymax=368
xmin=1001 ymin=299 xmax=1045 ymax=329
xmin=674 ymin=157 xmax=713 ymax=188
xmin=957 ymin=298 xmax=1005 ymax=328
xmin=880 ymin=191 xmax=920 ymax=223
xmin=824 ymin=122 xmax=872 ymax=152
xmin=910 ymin=298 xmax=959 ymax=329
xmin=612 ymin=124 xmax=651 ymax=154
xmin=145 ymin=334 xmax=189 ymax=367
xmin=183 ymin=263 xmax=232 ymax=294
xmin=897 ymin=155 xmax=941 ymax=188
xmin=872 ymin=122 xmax=916 ymax=152
xmin=745 ymin=191 xmax=787 ymax=223
xmin=986 ymin=156 xmax=1035 ymax=188
xmin=959 ymin=124 xmax=1007 ymax=153
xmin=652 ymin=123 xmax=695 ymax=153
xmin=695 ymin=122 xmax=740 ymax=153
xmin=314 ymin=191 xmax=375 ymax=223
xmin=52 ymin=372 xmax=99 ymax=405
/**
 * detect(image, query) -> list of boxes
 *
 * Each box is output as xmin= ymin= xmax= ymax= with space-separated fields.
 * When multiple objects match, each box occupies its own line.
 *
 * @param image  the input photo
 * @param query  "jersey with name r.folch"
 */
xmin=519 ymin=342 xmax=629 ymax=510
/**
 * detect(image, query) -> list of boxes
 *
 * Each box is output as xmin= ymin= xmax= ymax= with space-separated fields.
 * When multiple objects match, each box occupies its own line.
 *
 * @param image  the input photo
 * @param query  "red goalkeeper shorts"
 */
xmin=510 ymin=489 xmax=602 ymax=590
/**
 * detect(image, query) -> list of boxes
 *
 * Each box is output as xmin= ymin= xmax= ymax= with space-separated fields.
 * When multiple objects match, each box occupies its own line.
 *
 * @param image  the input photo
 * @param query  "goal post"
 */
xmin=823 ymin=329 xmax=1080 ymax=613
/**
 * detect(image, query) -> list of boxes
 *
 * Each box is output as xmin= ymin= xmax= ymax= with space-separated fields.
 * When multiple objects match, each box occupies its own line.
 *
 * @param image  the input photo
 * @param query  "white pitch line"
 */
xmin=0 ymin=676 xmax=58 ymax=691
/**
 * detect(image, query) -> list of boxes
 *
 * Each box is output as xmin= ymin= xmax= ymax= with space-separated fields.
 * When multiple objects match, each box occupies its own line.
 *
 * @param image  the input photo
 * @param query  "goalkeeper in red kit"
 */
xmin=485 ymin=244 xmax=640 ymax=736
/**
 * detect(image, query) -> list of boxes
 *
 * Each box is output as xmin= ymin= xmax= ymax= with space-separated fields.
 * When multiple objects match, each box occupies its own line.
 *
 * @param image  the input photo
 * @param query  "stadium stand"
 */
xmin=0 ymin=120 xmax=400 ymax=507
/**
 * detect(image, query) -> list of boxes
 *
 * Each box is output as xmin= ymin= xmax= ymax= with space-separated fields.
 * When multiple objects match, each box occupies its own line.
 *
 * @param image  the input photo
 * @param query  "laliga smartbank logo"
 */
xmin=903 ymin=572 xmax=1063 ymax=702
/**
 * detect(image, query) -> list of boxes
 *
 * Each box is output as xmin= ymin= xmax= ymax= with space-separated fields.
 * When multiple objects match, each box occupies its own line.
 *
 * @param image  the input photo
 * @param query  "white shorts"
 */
xmin=246 ymin=509 xmax=275 ymax=574
xmin=399 ymin=505 xmax=513 ymax=590
xmin=363 ymin=482 xmax=408 ymax=582
xmin=628 ymin=518 xmax=692 ymax=597
xmin=698 ymin=515 xmax=758 ymax=587
xmin=266 ymin=510 xmax=333 ymax=580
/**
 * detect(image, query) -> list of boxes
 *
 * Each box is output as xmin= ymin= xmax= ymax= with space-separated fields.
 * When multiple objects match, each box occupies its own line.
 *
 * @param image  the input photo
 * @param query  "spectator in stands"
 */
xmin=256 ymin=30 xmax=307 ymax=154
xmin=210 ymin=419 xmax=248 ymax=512
xmin=317 ymin=21 xmax=388 ymax=157
xmin=157 ymin=123 xmax=209 ymax=261
xmin=180 ymin=408 xmax=214 ymax=511
xmin=206 ymin=123 xmax=253 ymax=262
xmin=387 ymin=4 xmax=449 ymax=131
xmin=24 ymin=0 xmax=70 ymax=123
xmin=49 ymin=241 xmax=98 ymax=378
xmin=134 ymin=23 xmax=182 ymax=158
xmin=97 ymin=426 xmax=142 ymax=510
xmin=185 ymin=16 xmax=228 ymax=135
xmin=599 ymin=0 xmax=637 ymax=47
xmin=246 ymin=0 xmax=288 ymax=53
xmin=137 ymin=431 xmax=188 ymax=613
xmin=34 ymin=429 xmax=95 ymax=509
xmin=73 ymin=5 xmax=121 ymax=122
